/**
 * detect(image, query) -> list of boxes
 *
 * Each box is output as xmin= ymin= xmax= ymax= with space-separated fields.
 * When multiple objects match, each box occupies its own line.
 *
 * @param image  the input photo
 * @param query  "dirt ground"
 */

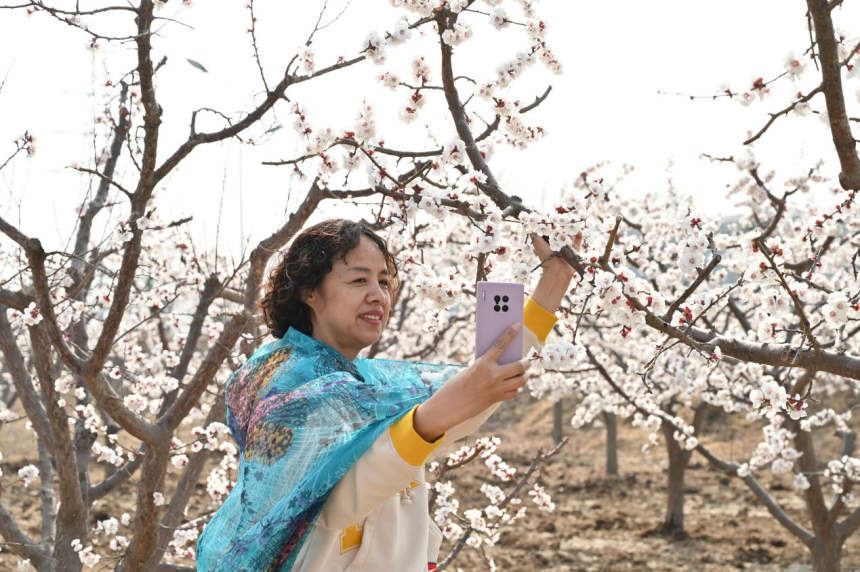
xmin=433 ymin=397 xmax=860 ymax=572
xmin=0 ymin=394 xmax=858 ymax=571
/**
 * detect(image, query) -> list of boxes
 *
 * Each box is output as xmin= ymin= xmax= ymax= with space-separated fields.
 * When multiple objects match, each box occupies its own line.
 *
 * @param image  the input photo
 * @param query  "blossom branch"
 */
xmin=159 ymin=179 xmax=327 ymax=430
xmin=662 ymin=251 xmax=722 ymax=324
xmin=754 ymin=236 xmax=822 ymax=354
xmin=694 ymin=443 xmax=815 ymax=546
xmin=436 ymin=6 xmax=527 ymax=218
xmin=143 ymin=397 xmax=227 ymax=569
xmin=437 ymin=437 xmax=568 ymax=571
xmin=744 ymin=85 xmax=823 ymax=145
xmin=759 ymin=165 xmax=818 ymax=240
xmin=0 ymin=131 xmax=34 ymax=171
xmin=264 ymin=85 xmax=550 ymax=167
xmin=153 ymin=54 xmax=366 ymax=185
xmin=565 ymin=231 xmax=860 ymax=380
xmin=247 ymin=0 xmax=269 ymax=93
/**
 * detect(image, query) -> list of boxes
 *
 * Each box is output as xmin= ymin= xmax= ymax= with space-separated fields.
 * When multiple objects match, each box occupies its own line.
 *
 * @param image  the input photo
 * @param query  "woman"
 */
xmin=197 ymin=218 xmax=577 ymax=572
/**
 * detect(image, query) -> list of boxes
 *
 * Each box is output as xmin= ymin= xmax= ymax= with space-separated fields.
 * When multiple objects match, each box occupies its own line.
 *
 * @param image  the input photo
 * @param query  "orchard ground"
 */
xmin=0 ymin=393 xmax=857 ymax=571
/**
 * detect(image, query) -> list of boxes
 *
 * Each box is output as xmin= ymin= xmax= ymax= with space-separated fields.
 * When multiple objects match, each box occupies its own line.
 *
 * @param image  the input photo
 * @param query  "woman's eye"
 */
xmin=353 ymin=278 xmax=389 ymax=287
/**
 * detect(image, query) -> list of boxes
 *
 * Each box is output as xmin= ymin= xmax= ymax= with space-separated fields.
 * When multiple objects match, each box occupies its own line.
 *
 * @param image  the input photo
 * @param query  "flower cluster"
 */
xmin=527 ymin=484 xmax=556 ymax=511
xmin=441 ymin=21 xmax=473 ymax=46
xmin=825 ymin=455 xmax=860 ymax=495
xmin=71 ymin=539 xmax=100 ymax=567
xmin=750 ymin=378 xmax=808 ymax=420
xmin=429 ymin=435 xmax=551 ymax=555
xmin=299 ymin=45 xmax=315 ymax=75
xmin=17 ymin=464 xmax=39 ymax=487
xmin=5 ymin=302 xmax=44 ymax=327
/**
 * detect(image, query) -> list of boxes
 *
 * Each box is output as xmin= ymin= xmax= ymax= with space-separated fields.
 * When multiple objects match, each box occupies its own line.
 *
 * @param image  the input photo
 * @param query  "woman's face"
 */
xmin=301 ymin=235 xmax=392 ymax=360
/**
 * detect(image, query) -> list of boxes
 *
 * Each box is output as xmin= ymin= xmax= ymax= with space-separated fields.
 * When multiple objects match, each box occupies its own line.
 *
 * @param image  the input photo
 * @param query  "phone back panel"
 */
xmin=475 ymin=281 xmax=524 ymax=365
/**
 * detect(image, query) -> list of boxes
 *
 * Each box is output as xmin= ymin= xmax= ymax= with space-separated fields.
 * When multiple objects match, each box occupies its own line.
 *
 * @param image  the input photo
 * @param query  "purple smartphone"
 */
xmin=475 ymin=281 xmax=524 ymax=366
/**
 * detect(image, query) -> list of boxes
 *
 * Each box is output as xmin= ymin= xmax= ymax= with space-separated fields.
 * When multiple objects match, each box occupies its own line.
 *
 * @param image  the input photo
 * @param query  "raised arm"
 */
xmin=317 ymin=234 xmax=579 ymax=529
xmin=315 ymin=298 xmax=559 ymax=530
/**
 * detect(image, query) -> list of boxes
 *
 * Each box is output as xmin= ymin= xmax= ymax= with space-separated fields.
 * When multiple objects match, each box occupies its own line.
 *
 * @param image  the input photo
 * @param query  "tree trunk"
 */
xmin=663 ymin=443 xmax=687 ymax=536
xmin=52 ymin=513 xmax=85 ymax=572
xmin=810 ymin=530 xmax=842 ymax=572
xmin=552 ymin=399 xmax=563 ymax=445
xmin=660 ymin=420 xmax=691 ymax=538
xmin=116 ymin=442 xmax=171 ymax=572
xmin=603 ymin=411 xmax=618 ymax=476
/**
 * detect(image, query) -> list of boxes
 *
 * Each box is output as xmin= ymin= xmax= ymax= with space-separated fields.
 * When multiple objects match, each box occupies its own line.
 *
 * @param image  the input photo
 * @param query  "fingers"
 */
xmin=498 ymin=357 xmax=531 ymax=378
xmin=500 ymin=374 xmax=527 ymax=399
xmin=535 ymin=230 xmax=584 ymax=256
xmin=499 ymin=360 xmax=530 ymax=394
xmin=502 ymin=388 xmax=521 ymax=400
xmin=485 ymin=322 xmax=521 ymax=362
xmin=530 ymin=232 xmax=552 ymax=260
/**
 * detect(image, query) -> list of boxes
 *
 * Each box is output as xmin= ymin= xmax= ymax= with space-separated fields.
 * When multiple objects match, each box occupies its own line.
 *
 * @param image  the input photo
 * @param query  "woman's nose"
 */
xmin=367 ymin=283 xmax=387 ymax=304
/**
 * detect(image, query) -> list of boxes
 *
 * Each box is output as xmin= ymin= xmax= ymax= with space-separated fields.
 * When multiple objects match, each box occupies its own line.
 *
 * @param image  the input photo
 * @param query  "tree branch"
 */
xmin=841 ymin=503 xmax=860 ymax=541
xmin=585 ymin=346 xmax=815 ymax=546
xmin=436 ymin=7 xmax=527 ymax=218
xmin=0 ymin=500 xmax=49 ymax=568
xmin=663 ymin=252 xmax=721 ymax=323
xmin=160 ymin=178 xmax=326 ymax=428
xmin=28 ymin=325 xmax=88 ymax=567
xmin=0 ymin=288 xmax=29 ymax=311
xmin=153 ymin=55 xmax=366 ymax=185
xmin=0 ymin=312 xmax=54 ymax=446
xmin=744 ymin=85 xmax=823 ymax=146
xmin=143 ymin=397 xmax=227 ymax=570
xmin=807 ymin=0 xmax=860 ymax=190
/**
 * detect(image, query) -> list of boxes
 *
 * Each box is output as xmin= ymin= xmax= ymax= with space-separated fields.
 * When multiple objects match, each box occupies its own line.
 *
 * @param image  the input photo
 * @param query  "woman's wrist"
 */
xmin=531 ymin=269 xmax=571 ymax=314
xmin=412 ymin=400 xmax=449 ymax=443
xmin=413 ymin=388 xmax=476 ymax=443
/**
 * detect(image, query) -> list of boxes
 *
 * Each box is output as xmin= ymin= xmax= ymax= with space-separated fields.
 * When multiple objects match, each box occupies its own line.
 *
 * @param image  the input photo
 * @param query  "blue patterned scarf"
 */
xmin=196 ymin=326 xmax=464 ymax=571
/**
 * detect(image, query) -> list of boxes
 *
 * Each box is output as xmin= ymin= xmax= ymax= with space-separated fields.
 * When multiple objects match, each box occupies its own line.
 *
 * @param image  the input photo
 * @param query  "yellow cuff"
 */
xmin=389 ymin=404 xmax=446 ymax=467
xmin=524 ymin=297 xmax=558 ymax=343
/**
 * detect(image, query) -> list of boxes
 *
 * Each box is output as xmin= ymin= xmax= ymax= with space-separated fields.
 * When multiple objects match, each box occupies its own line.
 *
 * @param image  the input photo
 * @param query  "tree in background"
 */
xmin=0 ymin=0 xmax=564 ymax=570
xmin=1 ymin=1 xmax=860 ymax=572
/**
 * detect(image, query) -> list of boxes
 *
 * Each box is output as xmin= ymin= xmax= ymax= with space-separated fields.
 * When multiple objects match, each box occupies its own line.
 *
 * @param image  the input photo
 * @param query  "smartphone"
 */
xmin=475 ymin=281 xmax=524 ymax=365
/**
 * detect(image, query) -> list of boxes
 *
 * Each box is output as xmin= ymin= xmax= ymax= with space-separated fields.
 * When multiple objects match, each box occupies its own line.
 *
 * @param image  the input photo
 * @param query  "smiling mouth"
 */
xmin=359 ymin=315 xmax=382 ymax=325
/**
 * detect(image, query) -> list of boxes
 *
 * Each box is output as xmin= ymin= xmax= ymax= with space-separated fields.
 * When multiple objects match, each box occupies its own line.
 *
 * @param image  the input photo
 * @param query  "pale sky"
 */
xmin=1 ymin=0 xmax=858 ymax=260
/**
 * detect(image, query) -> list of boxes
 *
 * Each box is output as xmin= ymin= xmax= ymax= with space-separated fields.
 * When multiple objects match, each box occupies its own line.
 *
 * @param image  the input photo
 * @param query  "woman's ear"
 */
xmin=301 ymin=286 xmax=322 ymax=313
xmin=300 ymin=287 xmax=314 ymax=307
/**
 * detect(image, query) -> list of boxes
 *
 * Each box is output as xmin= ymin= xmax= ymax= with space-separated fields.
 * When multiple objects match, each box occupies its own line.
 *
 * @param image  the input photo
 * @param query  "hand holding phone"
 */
xmin=414 ymin=320 xmax=530 ymax=442
xmin=411 ymin=282 xmax=529 ymax=443
xmin=475 ymin=281 xmax=524 ymax=365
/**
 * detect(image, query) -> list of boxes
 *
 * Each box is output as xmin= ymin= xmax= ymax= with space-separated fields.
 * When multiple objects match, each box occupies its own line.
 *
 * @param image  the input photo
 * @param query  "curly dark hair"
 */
xmin=258 ymin=218 xmax=401 ymax=339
